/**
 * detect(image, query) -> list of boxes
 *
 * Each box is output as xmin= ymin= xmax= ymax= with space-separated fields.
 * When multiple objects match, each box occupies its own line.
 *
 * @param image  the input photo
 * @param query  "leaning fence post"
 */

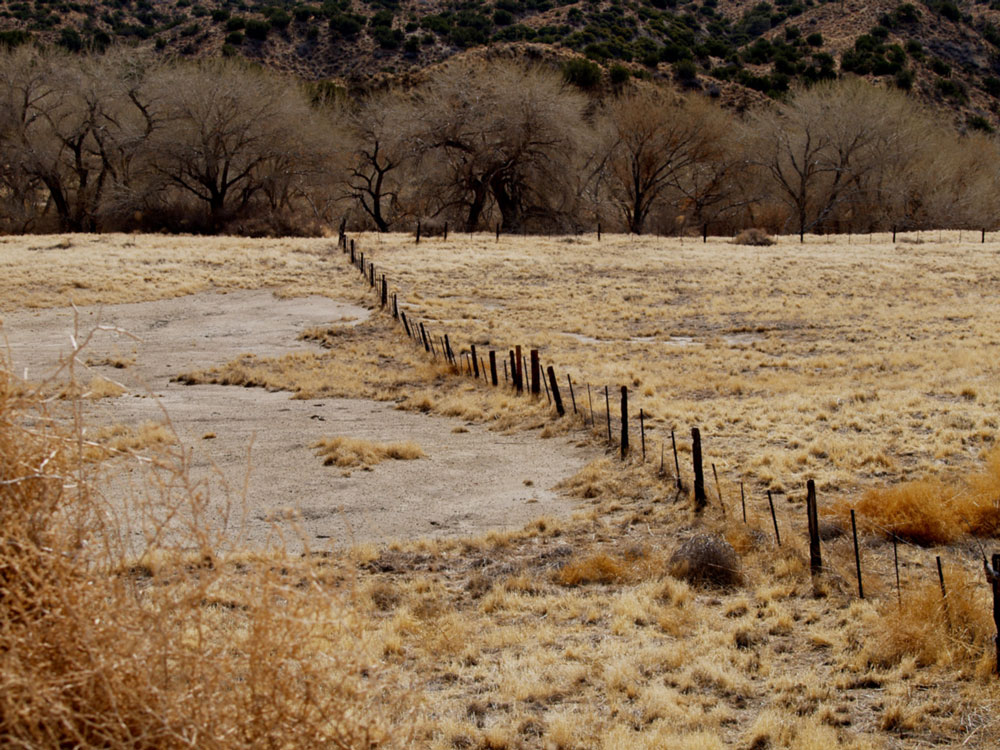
xmin=548 ymin=366 xmax=564 ymax=417
xmin=768 ymin=490 xmax=781 ymax=547
xmin=620 ymin=386 xmax=629 ymax=460
xmin=807 ymin=479 xmax=821 ymax=576
xmin=937 ymin=555 xmax=950 ymax=628
xmin=671 ymin=429 xmax=681 ymax=491
xmin=740 ymin=481 xmax=746 ymax=524
xmin=991 ymin=553 xmax=1000 ymax=675
xmin=851 ymin=509 xmax=863 ymax=599
xmin=692 ymin=427 xmax=706 ymax=511
xmin=712 ymin=463 xmax=726 ymax=517
xmin=567 ymin=375 xmax=577 ymax=415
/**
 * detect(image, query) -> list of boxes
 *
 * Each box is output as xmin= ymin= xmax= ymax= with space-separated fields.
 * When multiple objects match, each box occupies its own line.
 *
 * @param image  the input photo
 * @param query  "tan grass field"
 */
xmin=3 ymin=231 xmax=1000 ymax=748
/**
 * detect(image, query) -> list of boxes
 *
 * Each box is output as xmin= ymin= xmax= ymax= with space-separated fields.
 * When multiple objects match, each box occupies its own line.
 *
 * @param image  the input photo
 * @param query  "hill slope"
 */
xmin=2 ymin=0 xmax=1000 ymax=129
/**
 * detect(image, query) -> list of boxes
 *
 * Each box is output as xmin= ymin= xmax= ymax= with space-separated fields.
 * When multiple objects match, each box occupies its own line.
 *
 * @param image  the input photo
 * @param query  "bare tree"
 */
xmin=750 ymin=78 xmax=919 ymax=239
xmin=337 ymin=91 xmax=410 ymax=232
xmin=600 ymin=89 xmax=728 ymax=234
xmin=148 ymin=61 xmax=325 ymax=232
xmin=410 ymin=60 xmax=586 ymax=233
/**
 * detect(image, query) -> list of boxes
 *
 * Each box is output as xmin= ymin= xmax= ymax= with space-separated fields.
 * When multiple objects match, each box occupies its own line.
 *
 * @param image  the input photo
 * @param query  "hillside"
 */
xmin=2 ymin=0 xmax=1000 ymax=129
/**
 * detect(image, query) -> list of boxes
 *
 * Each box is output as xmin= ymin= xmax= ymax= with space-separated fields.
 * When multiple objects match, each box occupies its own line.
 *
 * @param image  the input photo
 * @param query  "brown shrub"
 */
xmin=556 ymin=553 xmax=628 ymax=586
xmin=669 ymin=534 xmax=742 ymax=588
xmin=732 ymin=228 xmax=774 ymax=246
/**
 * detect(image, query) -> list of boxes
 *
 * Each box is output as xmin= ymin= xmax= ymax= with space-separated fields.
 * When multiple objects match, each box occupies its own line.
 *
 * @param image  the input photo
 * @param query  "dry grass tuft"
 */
xmin=556 ymin=553 xmax=629 ymax=586
xmin=863 ymin=567 xmax=994 ymax=670
xmin=844 ymin=447 xmax=1000 ymax=544
xmin=312 ymin=436 xmax=426 ymax=467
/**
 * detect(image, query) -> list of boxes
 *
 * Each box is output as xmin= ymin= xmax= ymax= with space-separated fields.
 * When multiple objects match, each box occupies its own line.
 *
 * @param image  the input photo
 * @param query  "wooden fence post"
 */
xmin=443 ymin=222 xmax=448 ymax=241
xmin=807 ymin=479 xmax=821 ymax=575
xmin=548 ymin=366 xmax=564 ymax=416
xmin=496 ymin=223 xmax=500 ymax=242
xmin=350 ymin=239 xmax=355 ymax=263
xmin=991 ymin=553 xmax=1000 ymax=675
xmin=419 ymin=323 xmax=430 ymax=353
xmin=392 ymin=293 xmax=398 ymax=319
xmin=851 ymin=509 xmax=863 ymax=599
xmin=587 ymin=383 xmax=594 ymax=427
xmin=604 ymin=385 xmax=611 ymax=443
xmin=401 ymin=312 xmax=411 ymax=338
xmin=740 ymin=481 xmax=746 ymax=524
xmin=671 ymin=429 xmax=681 ymax=491
xmin=530 ymin=350 xmax=540 ymax=396
xmin=416 ymin=220 xmax=421 ymax=244
xmin=470 ymin=344 xmax=479 ymax=379
xmin=515 ymin=346 xmax=523 ymax=393
xmin=567 ymin=375 xmax=577 ymax=414
xmin=937 ymin=555 xmax=950 ymax=628
xmin=768 ymin=490 xmax=781 ymax=547
xmin=620 ymin=386 xmax=629 ymax=460
xmin=380 ymin=275 xmax=387 ymax=307
xmin=489 ymin=351 xmax=498 ymax=386
xmin=597 ymin=222 xmax=601 ymax=242
xmin=692 ymin=427 xmax=706 ymax=511
xmin=712 ymin=463 xmax=726 ymax=517
xmin=541 ymin=362 xmax=551 ymax=403
xmin=639 ymin=409 xmax=646 ymax=462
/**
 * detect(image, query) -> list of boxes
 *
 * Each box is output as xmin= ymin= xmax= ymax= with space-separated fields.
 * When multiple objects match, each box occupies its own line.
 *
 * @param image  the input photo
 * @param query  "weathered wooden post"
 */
xmin=692 ymin=427 xmax=706 ymax=511
xmin=530 ymin=350 xmax=540 ymax=396
xmin=470 ymin=344 xmax=479 ymax=379
xmin=769 ymin=490 xmax=781 ymax=547
xmin=851 ymin=509 xmax=863 ymax=599
xmin=515 ymin=346 xmax=523 ymax=393
xmin=416 ymin=220 xmax=421 ymax=244
xmin=807 ymin=479 xmax=821 ymax=575
xmin=548 ymin=366 xmax=564 ymax=417
xmin=489 ymin=351 xmax=498 ymax=386
xmin=620 ymin=386 xmax=629 ymax=460
xmin=567 ymin=375 xmax=577 ymax=414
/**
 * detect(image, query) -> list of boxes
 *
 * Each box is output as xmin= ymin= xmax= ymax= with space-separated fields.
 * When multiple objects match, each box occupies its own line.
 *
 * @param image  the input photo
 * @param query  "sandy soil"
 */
xmin=1 ymin=289 xmax=595 ymax=552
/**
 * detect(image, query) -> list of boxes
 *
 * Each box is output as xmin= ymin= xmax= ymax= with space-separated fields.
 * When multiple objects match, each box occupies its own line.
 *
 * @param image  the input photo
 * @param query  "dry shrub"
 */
xmin=0 ymin=361 xmax=412 ymax=747
xmin=732 ymin=228 xmax=774 ymax=246
xmin=312 ymin=436 xmax=425 ymax=467
xmin=843 ymin=447 xmax=1000 ymax=544
xmin=668 ymin=534 xmax=742 ymax=588
xmin=863 ymin=568 xmax=994 ymax=670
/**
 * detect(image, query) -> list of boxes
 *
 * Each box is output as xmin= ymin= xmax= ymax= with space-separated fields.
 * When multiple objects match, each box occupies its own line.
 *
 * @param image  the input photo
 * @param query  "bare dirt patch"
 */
xmin=2 ymin=289 xmax=595 ymax=552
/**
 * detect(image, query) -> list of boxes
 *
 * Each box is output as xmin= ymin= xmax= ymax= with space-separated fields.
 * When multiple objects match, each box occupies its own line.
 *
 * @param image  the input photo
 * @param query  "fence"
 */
xmin=336 ymin=227 xmax=1000 ymax=674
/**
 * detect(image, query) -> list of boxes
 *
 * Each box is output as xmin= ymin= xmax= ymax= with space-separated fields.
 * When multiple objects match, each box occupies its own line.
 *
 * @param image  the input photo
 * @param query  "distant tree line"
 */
xmin=0 ymin=48 xmax=997 ymax=237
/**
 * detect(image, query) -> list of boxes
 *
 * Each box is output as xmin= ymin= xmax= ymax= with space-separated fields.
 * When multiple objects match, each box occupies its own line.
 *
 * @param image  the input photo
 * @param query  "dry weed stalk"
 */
xmin=0 ymin=355 xmax=414 ymax=748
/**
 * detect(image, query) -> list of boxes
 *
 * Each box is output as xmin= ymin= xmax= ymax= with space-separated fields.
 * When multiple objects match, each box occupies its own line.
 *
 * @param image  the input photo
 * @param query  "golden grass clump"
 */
xmin=845 ymin=446 xmax=1000 ymax=544
xmin=861 ymin=569 xmax=995 ymax=671
xmin=312 ymin=436 xmax=426 ymax=467
xmin=0 ymin=362 xmax=412 ymax=747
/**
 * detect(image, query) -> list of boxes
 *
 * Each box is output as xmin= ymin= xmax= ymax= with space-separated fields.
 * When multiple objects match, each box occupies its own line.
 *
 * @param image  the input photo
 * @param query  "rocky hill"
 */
xmin=3 ymin=0 xmax=1000 ymax=130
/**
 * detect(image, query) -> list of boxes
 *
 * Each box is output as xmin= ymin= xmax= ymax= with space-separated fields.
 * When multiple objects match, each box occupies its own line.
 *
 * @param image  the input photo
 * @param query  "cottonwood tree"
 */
xmin=410 ymin=60 xmax=586 ymax=232
xmin=148 ymin=61 xmax=326 ymax=232
xmin=750 ymin=78 xmax=915 ymax=239
xmin=600 ymin=89 xmax=729 ymax=234
xmin=338 ymin=91 xmax=410 ymax=232
xmin=0 ymin=49 xmax=154 ymax=232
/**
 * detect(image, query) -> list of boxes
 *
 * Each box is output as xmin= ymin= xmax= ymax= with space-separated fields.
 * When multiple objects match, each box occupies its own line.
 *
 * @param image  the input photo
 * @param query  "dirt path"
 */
xmin=2 ymin=290 xmax=595 ymax=552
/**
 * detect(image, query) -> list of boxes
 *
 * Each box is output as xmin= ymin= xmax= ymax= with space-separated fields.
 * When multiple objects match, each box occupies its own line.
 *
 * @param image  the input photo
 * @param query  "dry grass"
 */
xmin=0 ymin=359 xmax=414 ymax=747
xmin=312 ymin=436 xmax=426 ymax=467
xmin=841 ymin=446 xmax=1000 ymax=544
xmin=6 ymin=231 xmax=1000 ymax=748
